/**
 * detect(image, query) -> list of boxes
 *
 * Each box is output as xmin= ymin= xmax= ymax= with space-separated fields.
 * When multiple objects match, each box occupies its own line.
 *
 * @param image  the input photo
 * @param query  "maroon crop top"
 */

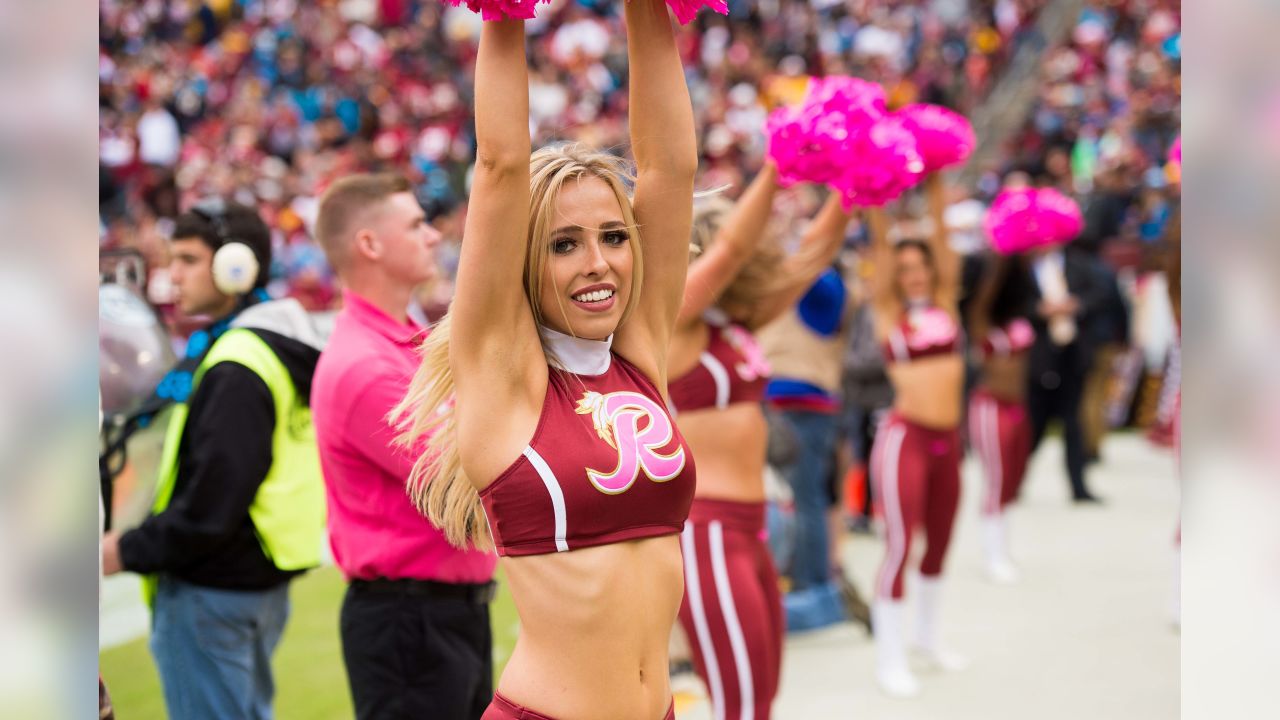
xmin=978 ymin=318 xmax=1035 ymax=359
xmin=881 ymin=306 xmax=963 ymax=364
xmin=667 ymin=316 xmax=770 ymax=414
xmin=479 ymin=347 xmax=696 ymax=557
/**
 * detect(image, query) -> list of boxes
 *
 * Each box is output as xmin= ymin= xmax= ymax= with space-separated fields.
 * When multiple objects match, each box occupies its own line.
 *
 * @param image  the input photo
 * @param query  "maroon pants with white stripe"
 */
xmin=871 ymin=413 xmax=962 ymax=599
xmin=968 ymin=389 xmax=1032 ymax=515
xmin=678 ymin=498 xmax=783 ymax=720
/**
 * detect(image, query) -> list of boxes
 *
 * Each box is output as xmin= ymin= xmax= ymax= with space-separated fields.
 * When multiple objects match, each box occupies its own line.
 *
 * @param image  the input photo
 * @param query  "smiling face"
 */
xmin=536 ymin=176 xmax=634 ymax=340
xmin=895 ymin=242 xmax=935 ymax=305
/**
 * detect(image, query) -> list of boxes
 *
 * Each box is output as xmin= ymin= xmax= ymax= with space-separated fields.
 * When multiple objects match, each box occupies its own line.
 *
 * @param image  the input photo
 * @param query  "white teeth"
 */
xmin=573 ymin=289 xmax=614 ymax=303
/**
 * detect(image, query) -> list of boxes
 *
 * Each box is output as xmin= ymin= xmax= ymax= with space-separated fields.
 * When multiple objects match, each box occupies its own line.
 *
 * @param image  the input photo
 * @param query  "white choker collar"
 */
xmin=540 ymin=325 xmax=613 ymax=376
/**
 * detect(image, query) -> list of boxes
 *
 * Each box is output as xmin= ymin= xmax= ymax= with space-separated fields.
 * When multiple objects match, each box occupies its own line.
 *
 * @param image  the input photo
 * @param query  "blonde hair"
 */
xmin=392 ymin=144 xmax=645 ymax=549
xmin=690 ymin=196 xmax=786 ymax=323
xmin=314 ymin=173 xmax=412 ymax=273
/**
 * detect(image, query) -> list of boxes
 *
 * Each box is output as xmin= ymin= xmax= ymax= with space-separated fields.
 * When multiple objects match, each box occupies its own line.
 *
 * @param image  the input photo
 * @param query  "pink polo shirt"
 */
xmin=312 ymin=290 xmax=496 ymax=583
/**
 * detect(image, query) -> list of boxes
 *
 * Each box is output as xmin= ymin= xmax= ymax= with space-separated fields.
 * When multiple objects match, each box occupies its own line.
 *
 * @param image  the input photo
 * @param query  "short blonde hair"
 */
xmin=315 ymin=173 xmax=412 ymax=272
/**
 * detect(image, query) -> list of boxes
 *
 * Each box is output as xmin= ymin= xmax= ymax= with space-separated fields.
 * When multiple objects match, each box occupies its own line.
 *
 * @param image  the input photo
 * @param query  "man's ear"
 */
xmin=354 ymin=228 xmax=379 ymax=261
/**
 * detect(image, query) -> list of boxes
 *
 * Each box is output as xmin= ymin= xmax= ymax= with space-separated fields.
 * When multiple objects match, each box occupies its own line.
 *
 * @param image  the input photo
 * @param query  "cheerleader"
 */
xmin=394 ymin=5 xmax=697 ymax=718
xmin=669 ymin=163 xmax=854 ymax=719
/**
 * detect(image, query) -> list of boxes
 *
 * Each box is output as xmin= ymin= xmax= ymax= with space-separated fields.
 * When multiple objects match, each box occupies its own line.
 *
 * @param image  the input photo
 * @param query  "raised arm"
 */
xmin=742 ymin=192 xmax=854 ymax=330
xmin=924 ymin=173 xmax=960 ymax=310
xmin=966 ymin=253 xmax=1008 ymax=344
xmin=449 ymin=21 xmax=540 ymax=386
xmin=865 ymin=205 xmax=899 ymax=328
xmin=615 ymin=0 xmax=698 ymax=380
xmin=677 ymin=162 xmax=780 ymax=327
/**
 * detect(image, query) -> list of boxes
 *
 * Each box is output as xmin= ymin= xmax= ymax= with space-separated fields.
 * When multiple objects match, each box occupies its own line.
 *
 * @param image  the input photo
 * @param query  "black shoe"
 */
xmin=1072 ymin=493 xmax=1104 ymax=505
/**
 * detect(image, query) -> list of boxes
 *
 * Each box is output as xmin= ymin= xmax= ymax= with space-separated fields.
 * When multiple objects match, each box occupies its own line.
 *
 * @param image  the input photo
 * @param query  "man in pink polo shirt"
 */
xmin=311 ymin=174 xmax=496 ymax=720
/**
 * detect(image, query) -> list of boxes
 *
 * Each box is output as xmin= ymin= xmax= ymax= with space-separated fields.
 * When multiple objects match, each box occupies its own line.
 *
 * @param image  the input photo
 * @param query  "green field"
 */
xmin=99 ymin=567 xmax=521 ymax=719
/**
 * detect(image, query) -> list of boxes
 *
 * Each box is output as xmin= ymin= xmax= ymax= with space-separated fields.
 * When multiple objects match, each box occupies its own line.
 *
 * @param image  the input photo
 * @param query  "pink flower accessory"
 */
xmin=441 ymin=0 xmax=546 ymax=21
xmin=830 ymin=114 xmax=925 ymax=209
xmin=984 ymin=187 xmax=1084 ymax=255
xmin=895 ymin=103 xmax=976 ymax=173
xmin=664 ymin=0 xmax=730 ymax=25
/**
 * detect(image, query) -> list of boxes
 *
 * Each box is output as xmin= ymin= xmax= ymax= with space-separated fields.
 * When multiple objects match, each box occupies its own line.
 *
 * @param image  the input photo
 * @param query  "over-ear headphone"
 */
xmin=190 ymin=198 xmax=261 ymax=296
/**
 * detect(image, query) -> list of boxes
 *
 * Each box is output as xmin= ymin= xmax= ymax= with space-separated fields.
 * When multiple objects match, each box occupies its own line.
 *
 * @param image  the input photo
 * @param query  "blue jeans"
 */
xmin=777 ymin=409 xmax=838 ymax=590
xmin=149 ymin=576 xmax=290 ymax=720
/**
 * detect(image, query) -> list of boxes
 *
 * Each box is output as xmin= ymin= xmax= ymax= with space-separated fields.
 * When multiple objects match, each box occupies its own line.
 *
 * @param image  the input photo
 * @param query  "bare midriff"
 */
xmin=886 ymin=353 xmax=965 ymax=429
xmin=496 ymin=536 xmax=683 ymax=720
xmin=677 ymin=402 xmax=769 ymax=502
xmin=979 ymin=354 xmax=1028 ymax=403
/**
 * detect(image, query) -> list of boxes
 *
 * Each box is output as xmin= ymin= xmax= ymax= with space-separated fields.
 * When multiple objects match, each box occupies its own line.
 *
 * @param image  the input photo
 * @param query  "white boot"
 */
xmin=1170 ymin=544 xmax=1181 ymax=630
xmin=912 ymin=575 xmax=970 ymax=671
xmin=982 ymin=514 xmax=1019 ymax=585
xmin=872 ymin=599 xmax=922 ymax=698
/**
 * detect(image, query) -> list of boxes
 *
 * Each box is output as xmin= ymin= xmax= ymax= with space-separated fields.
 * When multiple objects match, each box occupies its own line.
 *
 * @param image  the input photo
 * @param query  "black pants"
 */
xmin=1028 ymin=344 xmax=1092 ymax=499
xmin=340 ymin=580 xmax=494 ymax=720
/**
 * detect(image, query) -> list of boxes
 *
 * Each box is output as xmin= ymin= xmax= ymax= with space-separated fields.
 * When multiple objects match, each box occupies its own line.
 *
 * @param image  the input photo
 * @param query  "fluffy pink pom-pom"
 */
xmin=807 ymin=76 xmax=887 ymax=128
xmin=984 ymin=187 xmax=1083 ymax=255
xmin=441 ymin=0 xmax=545 ymax=21
xmin=665 ymin=0 xmax=729 ymax=26
xmin=1036 ymin=188 xmax=1083 ymax=244
xmin=1168 ymin=135 xmax=1181 ymax=167
xmin=831 ymin=115 xmax=925 ymax=209
xmin=766 ymin=103 xmax=852 ymax=188
xmin=984 ymin=188 xmax=1039 ymax=255
xmin=896 ymin=103 xmax=976 ymax=173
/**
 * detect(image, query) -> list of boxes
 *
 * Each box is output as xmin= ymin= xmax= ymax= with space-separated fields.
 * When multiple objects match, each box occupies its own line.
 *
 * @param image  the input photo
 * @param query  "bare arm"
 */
xmin=865 ymin=205 xmax=899 ymax=332
xmin=615 ymin=0 xmax=698 ymax=383
xmin=967 ymin=253 xmax=1008 ymax=344
xmin=924 ymin=173 xmax=960 ymax=311
xmin=743 ymin=192 xmax=854 ymax=330
xmin=677 ymin=162 xmax=780 ymax=327
xmin=449 ymin=21 xmax=541 ymax=388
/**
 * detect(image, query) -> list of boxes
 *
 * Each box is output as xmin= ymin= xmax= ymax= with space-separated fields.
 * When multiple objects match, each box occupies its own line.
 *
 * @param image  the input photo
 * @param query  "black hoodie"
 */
xmin=119 ymin=300 xmax=325 ymax=591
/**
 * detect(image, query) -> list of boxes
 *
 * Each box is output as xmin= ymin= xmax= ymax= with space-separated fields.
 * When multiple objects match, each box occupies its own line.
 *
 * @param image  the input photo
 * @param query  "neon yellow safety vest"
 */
xmin=142 ymin=328 xmax=326 ymax=606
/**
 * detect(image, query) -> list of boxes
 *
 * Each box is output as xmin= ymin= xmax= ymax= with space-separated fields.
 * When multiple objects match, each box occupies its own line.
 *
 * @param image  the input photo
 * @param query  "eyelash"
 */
xmin=552 ymin=231 xmax=628 ymax=254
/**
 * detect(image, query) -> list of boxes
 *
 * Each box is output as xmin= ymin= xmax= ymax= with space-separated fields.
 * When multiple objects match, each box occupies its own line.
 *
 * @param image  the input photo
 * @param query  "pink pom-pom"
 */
xmin=1036 ymin=188 xmax=1083 ymax=244
xmin=441 ymin=0 xmax=546 ymax=21
xmin=665 ymin=0 xmax=729 ymax=26
xmin=984 ymin=187 xmax=1083 ymax=255
xmin=806 ymin=76 xmax=887 ymax=128
xmin=766 ymin=103 xmax=852 ymax=188
xmin=895 ymin=103 xmax=976 ymax=173
xmin=831 ymin=115 xmax=925 ymax=209
xmin=1168 ymin=135 xmax=1181 ymax=167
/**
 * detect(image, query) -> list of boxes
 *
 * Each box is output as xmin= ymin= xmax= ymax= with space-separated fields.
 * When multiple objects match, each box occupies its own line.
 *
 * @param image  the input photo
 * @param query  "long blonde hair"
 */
xmin=392 ymin=144 xmax=645 ymax=550
xmin=689 ymin=196 xmax=786 ymax=323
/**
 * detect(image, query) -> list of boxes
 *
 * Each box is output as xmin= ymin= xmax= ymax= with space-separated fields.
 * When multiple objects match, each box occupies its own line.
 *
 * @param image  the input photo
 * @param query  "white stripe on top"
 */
xmin=699 ymin=351 xmax=731 ymax=410
xmin=522 ymin=446 xmax=568 ymax=552
xmin=889 ymin=328 xmax=910 ymax=363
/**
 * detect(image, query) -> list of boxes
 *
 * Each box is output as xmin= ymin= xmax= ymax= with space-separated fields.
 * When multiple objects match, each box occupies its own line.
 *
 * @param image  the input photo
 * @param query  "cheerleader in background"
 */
xmin=967 ymin=254 xmax=1038 ymax=583
xmin=669 ymin=161 xmax=855 ymax=719
xmin=865 ymin=176 xmax=968 ymax=698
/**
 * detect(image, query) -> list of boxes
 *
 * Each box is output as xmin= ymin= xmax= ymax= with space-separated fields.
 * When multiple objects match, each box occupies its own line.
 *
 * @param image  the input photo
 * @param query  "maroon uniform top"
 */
xmin=667 ymin=315 xmax=770 ymax=414
xmin=479 ymin=334 xmax=696 ymax=557
xmin=977 ymin=318 xmax=1035 ymax=359
xmin=881 ymin=306 xmax=963 ymax=364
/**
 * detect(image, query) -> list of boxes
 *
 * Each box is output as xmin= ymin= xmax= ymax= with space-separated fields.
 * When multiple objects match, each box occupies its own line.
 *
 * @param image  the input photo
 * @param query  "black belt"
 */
xmin=351 ymin=578 xmax=497 ymax=604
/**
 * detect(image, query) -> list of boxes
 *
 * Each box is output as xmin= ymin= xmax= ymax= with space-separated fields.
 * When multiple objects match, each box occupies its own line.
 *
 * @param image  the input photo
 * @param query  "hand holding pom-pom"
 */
xmin=831 ymin=115 xmax=925 ymax=209
xmin=664 ymin=0 xmax=729 ymax=26
xmin=896 ymin=104 xmax=976 ymax=173
xmin=442 ymin=0 xmax=546 ymax=21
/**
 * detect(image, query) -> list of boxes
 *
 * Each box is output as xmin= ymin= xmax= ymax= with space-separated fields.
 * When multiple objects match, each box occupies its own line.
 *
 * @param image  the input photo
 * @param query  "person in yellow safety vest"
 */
xmin=101 ymin=200 xmax=326 ymax=720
